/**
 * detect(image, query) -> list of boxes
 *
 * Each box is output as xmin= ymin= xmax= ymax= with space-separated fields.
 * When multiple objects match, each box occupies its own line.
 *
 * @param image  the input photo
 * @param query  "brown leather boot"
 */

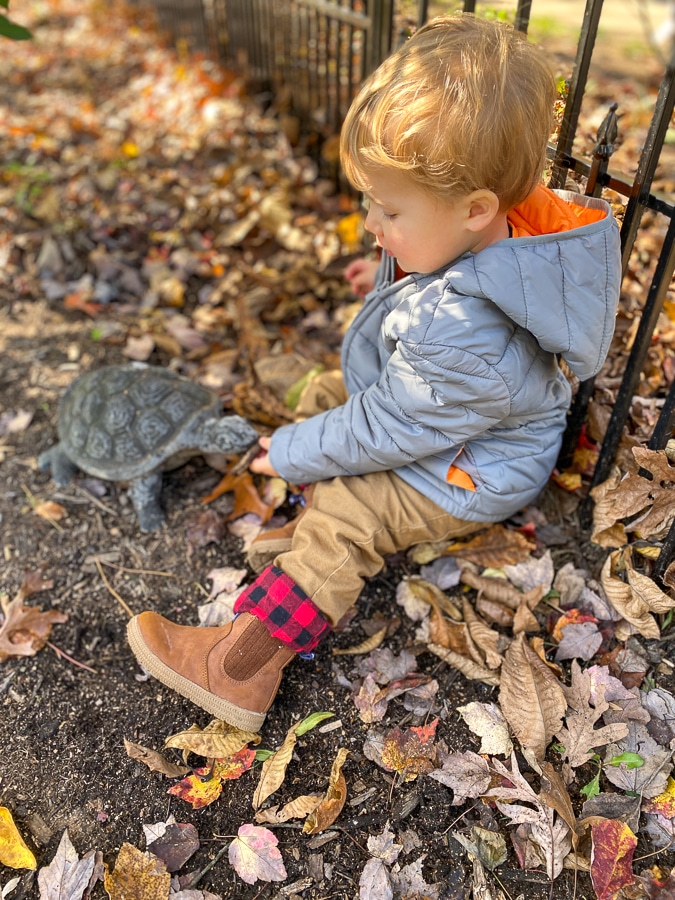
xmin=247 ymin=484 xmax=315 ymax=573
xmin=127 ymin=611 xmax=295 ymax=732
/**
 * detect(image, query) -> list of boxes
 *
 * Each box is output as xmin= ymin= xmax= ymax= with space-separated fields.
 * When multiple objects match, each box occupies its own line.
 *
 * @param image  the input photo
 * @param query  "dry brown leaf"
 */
xmin=513 ymin=601 xmax=540 ymax=634
xmin=444 ymin=524 xmax=535 ymax=567
xmin=499 ymin=634 xmax=567 ymax=761
xmin=202 ymin=470 xmax=274 ymax=524
xmin=555 ymin=662 xmax=629 ymax=768
xmin=0 ymin=587 xmax=68 ymax=663
xmin=254 ymin=794 xmax=322 ymax=824
xmin=476 ymin=595 xmax=514 ymax=627
xmin=164 ymin=720 xmax=260 ymax=761
xmin=33 ymin=500 xmax=68 ymax=522
xmin=461 ymin=598 xmax=505 ymax=669
xmin=253 ymin=719 xmax=305 ymax=810
xmin=403 ymin=578 xmax=462 ymax=620
xmin=599 ymin=551 xmax=661 ymax=638
xmin=103 ymin=843 xmax=170 ymax=899
xmin=427 ymin=642 xmax=501 ymax=686
xmin=332 ymin=626 xmax=387 ymax=656
xmin=123 ymin=739 xmax=190 ymax=778
xmin=590 ymin=467 xmax=630 ymax=547
xmin=302 ymin=747 xmax=349 ymax=834
xmin=461 ymin=570 xmax=541 ymax=611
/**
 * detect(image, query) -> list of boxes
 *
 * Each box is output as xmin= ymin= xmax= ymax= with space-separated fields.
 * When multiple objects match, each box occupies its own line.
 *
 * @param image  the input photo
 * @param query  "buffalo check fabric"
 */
xmin=234 ymin=565 xmax=330 ymax=653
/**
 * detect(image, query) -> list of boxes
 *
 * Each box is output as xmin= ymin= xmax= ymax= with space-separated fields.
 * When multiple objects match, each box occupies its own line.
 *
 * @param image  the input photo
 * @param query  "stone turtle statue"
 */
xmin=38 ymin=363 xmax=259 ymax=532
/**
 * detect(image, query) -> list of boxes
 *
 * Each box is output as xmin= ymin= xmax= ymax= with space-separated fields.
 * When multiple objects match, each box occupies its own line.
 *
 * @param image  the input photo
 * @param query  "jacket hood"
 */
xmin=446 ymin=187 xmax=621 ymax=380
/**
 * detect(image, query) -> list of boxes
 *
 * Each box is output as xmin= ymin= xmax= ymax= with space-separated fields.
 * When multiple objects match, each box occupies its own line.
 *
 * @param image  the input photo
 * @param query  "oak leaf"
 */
xmin=485 ymin=754 xmax=572 ymax=880
xmin=0 ymin=577 xmax=67 ymax=663
xmin=498 ymin=634 xmax=567 ymax=761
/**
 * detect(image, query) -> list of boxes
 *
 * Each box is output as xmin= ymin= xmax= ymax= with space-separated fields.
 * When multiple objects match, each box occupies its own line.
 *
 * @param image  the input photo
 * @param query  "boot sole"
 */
xmin=127 ymin=617 xmax=266 ymax=733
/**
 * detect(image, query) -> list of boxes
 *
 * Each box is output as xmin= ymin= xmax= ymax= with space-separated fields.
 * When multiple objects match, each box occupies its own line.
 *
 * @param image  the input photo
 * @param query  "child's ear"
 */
xmin=465 ymin=190 xmax=501 ymax=232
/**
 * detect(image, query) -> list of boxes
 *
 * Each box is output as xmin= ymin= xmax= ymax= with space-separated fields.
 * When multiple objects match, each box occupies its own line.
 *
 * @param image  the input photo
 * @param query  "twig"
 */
xmin=183 ymin=842 xmax=230 ymax=890
xmin=94 ymin=556 xmax=175 ymax=578
xmin=21 ymin=484 xmax=64 ymax=532
xmin=72 ymin=484 xmax=119 ymax=516
xmin=94 ymin=557 xmax=134 ymax=618
xmin=47 ymin=641 xmax=97 ymax=674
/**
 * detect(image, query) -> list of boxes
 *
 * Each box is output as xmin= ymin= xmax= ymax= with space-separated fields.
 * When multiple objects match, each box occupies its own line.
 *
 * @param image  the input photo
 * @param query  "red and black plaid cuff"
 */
xmin=234 ymin=565 xmax=330 ymax=654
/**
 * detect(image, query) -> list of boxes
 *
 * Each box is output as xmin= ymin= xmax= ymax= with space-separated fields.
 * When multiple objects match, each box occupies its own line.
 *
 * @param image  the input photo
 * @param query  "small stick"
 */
xmin=47 ymin=641 xmax=97 ymax=674
xmin=94 ymin=557 xmax=175 ymax=578
xmin=94 ymin=557 xmax=134 ymax=618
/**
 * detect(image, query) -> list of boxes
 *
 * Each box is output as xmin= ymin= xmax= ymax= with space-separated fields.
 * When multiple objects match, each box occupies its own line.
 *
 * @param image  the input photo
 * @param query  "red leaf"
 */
xmin=590 ymin=819 xmax=637 ymax=900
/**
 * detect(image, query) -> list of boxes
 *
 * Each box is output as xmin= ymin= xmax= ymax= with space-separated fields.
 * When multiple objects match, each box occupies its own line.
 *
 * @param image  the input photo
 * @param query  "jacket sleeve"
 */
xmin=268 ymin=334 xmax=513 ymax=485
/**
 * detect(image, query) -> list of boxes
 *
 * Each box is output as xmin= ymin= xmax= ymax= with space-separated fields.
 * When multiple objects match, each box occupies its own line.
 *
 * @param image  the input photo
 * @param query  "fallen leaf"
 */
xmin=367 ymin=823 xmax=403 ymax=864
xmin=0 ymin=589 xmax=68 ymax=663
xmin=164 ymin=720 xmax=260 ymax=761
xmin=602 ymin=723 xmax=672 ymax=799
xmin=254 ymin=794 xmax=322 ymax=824
xmin=146 ymin=822 xmax=199 ymax=872
xmin=359 ymin=857 xmax=393 ymax=900
xmin=556 ymin=662 xmax=629 ymax=768
xmin=302 ymin=747 xmax=349 ymax=834
xmin=453 ymin=826 xmax=507 ymax=871
xmin=0 ymin=808 xmax=37 ymax=870
xmin=498 ymin=634 xmax=567 ymax=761
xmin=103 ymin=842 xmax=170 ymax=899
xmin=37 ymin=830 xmax=96 ymax=899
xmin=427 ymin=642 xmax=501 ymax=686
xmin=427 ymin=749 xmax=491 ymax=805
xmin=444 ymin=524 xmax=535 ymax=567
xmin=167 ymin=771 xmax=223 ymax=809
xmin=123 ymin=739 xmax=190 ymax=778
xmin=457 ymin=702 xmax=513 ymax=757
xmin=590 ymin=819 xmax=638 ymax=900
xmin=379 ymin=719 xmax=439 ymax=782
xmin=228 ymin=824 xmax=287 ymax=885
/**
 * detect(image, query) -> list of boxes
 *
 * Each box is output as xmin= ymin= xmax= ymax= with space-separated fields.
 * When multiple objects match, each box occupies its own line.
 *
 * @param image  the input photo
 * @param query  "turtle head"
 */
xmin=197 ymin=415 xmax=259 ymax=455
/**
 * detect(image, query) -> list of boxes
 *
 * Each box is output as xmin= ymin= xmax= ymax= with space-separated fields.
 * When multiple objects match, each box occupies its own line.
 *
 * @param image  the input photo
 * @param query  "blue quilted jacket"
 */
xmin=269 ymin=188 xmax=621 ymax=522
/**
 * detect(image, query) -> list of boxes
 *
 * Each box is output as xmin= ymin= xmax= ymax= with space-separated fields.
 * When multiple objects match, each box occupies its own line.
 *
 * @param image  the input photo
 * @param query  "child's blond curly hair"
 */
xmin=340 ymin=14 xmax=556 ymax=211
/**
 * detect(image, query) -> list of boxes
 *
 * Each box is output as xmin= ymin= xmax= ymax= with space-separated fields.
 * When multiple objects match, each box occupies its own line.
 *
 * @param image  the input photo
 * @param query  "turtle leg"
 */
xmin=129 ymin=472 xmax=165 ymax=532
xmin=38 ymin=444 xmax=79 ymax=487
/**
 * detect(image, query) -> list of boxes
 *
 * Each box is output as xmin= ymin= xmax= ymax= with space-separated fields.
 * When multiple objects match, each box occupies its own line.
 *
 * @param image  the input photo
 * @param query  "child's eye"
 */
xmin=383 ymin=212 xmax=397 ymax=221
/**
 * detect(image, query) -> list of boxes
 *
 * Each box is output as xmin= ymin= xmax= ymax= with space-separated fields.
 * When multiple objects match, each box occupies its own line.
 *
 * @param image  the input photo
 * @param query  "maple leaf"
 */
xmin=379 ymin=719 xmax=439 ymax=782
xmin=0 ymin=807 xmax=36 ymax=870
xmin=212 ymin=745 xmax=256 ymax=780
xmin=642 ymin=776 xmax=675 ymax=818
xmin=202 ymin=469 xmax=275 ymax=523
xmin=37 ymin=830 xmax=96 ymax=898
xmin=167 ymin=771 xmax=223 ymax=809
xmin=228 ymin=824 xmax=287 ymax=885
xmin=590 ymin=819 xmax=638 ymax=900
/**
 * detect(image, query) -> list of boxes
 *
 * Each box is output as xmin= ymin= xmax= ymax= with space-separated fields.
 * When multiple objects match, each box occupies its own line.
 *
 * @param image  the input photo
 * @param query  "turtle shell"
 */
xmin=58 ymin=364 xmax=220 ymax=481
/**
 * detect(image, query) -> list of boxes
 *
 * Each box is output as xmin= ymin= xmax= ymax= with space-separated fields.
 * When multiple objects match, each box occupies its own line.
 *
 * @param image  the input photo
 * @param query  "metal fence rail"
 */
xmin=143 ymin=0 xmax=675 ymax=579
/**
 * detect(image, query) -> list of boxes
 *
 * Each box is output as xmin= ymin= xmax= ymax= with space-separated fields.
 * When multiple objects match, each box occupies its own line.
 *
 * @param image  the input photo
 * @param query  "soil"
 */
xmin=1 ymin=3 xmax=674 ymax=900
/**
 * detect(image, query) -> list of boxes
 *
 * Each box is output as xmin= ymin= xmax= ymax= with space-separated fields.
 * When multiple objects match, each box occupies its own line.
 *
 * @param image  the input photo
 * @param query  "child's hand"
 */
xmin=345 ymin=258 xmax=379 ymax=297
xmin=249 ymin=435 xmax=279 ymax=477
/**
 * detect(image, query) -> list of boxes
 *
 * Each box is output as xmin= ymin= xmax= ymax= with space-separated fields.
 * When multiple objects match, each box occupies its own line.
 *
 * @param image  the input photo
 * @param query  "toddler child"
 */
xmin=128 ymin=14 xmax=621 ymax=732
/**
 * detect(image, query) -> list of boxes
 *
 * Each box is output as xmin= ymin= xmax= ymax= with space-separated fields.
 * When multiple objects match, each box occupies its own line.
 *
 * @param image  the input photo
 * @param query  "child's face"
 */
xmin=361 ymin=168 xmax=487 ymax=274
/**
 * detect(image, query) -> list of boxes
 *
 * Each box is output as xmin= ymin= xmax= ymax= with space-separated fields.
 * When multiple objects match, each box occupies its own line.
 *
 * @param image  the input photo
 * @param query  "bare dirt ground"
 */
xmin=1 ymin=2 xmax=674 ymax=900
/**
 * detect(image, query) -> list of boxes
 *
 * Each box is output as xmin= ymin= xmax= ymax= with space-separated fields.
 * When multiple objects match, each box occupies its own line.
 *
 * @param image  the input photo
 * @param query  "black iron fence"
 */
xmin=143 ymin=0 xmax=675 ymax=580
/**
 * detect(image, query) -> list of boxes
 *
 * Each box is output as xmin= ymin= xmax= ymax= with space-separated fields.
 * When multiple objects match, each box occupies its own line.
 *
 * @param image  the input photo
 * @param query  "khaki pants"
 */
xmin=276 ymin=371 xmax=488 ymax=625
